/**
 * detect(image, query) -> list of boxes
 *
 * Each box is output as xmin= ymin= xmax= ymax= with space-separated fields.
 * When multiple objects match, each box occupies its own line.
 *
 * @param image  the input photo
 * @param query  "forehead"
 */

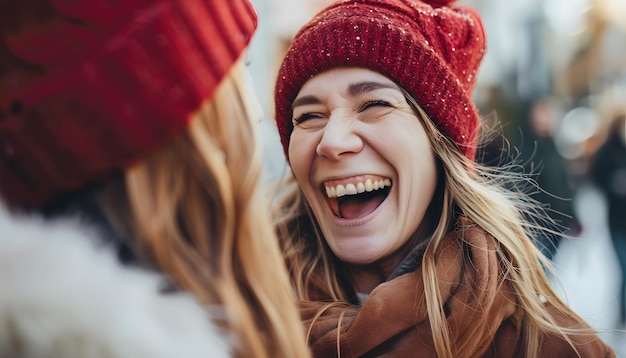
xmin=296 ymin=67 xmax=401 ymax=97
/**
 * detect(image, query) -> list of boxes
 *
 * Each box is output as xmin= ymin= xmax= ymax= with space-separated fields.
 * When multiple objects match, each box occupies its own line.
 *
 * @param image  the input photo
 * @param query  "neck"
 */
xmin=345 ymin=232 xmax=432 ymax=294
xmin=343 ymin=201 xmax=441 ymax=295
xmin=347 ymin=263 xmax=391 ymax=294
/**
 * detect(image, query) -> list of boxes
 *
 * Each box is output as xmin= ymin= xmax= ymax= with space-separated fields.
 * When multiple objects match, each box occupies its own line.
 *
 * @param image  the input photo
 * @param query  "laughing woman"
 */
xmin=271 ymin=0 xmax=616 ymax=357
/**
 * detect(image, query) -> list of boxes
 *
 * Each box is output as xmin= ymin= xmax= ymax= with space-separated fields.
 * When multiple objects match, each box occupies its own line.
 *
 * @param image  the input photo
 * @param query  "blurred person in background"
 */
xmin=0 ymin=0 xmax=309 ymax=357
xmin=525 ymin=97 xmax=580 ymax=261
xmin=270 ymin=0 xmax=616 ymax=356
xmin=590 ymin=114 xmax=626 ymax=327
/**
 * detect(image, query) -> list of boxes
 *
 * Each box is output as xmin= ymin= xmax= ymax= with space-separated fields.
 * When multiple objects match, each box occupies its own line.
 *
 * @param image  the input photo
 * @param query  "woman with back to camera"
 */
xmin=0 ymin=0 xmax=309 ymax=357
xmin=271 ymin=0 xmax=616 ymax=356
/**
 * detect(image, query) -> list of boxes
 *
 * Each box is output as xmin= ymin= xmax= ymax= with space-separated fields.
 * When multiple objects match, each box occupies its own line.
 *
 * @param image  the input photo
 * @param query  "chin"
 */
xmin=332 ymin=245 xmax=385 ymax=266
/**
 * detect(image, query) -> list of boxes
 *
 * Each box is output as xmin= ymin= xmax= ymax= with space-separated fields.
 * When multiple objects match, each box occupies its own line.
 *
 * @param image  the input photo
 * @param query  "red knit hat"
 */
xmin=275 ymin=0 xmax=486 ymax=161
xmin=0 ymin=0 xmax=257 ymax=209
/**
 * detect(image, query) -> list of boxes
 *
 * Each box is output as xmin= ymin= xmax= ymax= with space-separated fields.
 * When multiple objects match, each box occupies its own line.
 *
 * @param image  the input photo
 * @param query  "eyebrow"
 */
xmin=348 ymin=81 xmax=398 ymax=96
xmin=291 ymin=81 xmax=399 ymax=110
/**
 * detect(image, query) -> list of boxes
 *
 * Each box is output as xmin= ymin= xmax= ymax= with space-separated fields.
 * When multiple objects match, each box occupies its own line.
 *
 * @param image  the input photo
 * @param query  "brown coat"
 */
xmin=300 ymin=222 xmax=615 ymax=357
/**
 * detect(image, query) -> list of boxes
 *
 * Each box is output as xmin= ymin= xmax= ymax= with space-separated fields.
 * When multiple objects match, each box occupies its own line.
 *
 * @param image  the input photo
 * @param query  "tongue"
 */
xmin=339 ymin=191 xmax=386 ymax=219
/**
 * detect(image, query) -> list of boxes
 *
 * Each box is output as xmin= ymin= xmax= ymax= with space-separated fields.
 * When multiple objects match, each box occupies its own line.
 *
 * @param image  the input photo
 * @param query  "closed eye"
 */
xmin=293 ymin=112 xmax=323 ymax=125
xmin=359 ymin=100 xmax=393 ymax=112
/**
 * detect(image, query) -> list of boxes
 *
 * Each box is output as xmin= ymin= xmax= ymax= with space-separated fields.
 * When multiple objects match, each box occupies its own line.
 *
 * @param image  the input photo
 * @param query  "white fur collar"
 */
xmin=0 ymin=203 xmax=231 ymax=358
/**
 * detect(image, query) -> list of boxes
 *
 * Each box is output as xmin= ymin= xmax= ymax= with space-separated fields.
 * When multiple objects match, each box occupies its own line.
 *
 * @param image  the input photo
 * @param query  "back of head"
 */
xmin=1 ymin=1 xmax=309 ymax=357
xmin=0 ymin=0 xmax=256 ymax=210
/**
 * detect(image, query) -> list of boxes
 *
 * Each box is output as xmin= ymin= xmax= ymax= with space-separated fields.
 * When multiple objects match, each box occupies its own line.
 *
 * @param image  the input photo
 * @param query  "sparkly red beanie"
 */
xmin=275 ymin=0 xmax=486 ymax=161
xmin=0 ymin=0 xmax=257 ymax=209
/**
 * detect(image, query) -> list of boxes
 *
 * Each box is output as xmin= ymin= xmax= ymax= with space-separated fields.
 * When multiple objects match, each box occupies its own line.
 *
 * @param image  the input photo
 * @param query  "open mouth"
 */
xmin=323 ymin=175 xmax=392 ymax=219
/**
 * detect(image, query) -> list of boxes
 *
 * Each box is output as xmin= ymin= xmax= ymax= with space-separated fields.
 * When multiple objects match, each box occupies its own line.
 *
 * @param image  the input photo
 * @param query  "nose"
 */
xmin=315 ymin=115 xmax=363 ymax=160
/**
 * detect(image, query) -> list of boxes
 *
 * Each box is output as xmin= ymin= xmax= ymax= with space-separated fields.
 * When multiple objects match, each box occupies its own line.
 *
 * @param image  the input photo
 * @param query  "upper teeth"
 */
xmin=325 ymin=178 xmax=391 ymax=198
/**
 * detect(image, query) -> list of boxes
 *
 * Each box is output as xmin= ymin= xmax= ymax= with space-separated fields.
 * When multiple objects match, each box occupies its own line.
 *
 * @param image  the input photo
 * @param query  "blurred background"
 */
xmin=247 ymin=0 xmax=626 ymax=354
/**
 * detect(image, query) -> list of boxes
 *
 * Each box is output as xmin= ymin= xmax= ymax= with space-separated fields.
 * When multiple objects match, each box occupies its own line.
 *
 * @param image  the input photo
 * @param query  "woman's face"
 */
xmin=289 ymin=67 xmax=437 ymax=269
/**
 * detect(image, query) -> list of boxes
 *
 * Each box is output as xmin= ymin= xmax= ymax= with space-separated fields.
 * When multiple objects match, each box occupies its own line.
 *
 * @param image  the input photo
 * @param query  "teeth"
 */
xmin=336 ymin=184 xmax=346 ymax=197
xmin=324 ymin=178 xmax=391 ymax=198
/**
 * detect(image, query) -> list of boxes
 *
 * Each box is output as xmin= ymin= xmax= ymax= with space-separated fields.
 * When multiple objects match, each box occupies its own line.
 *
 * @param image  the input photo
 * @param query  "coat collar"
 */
xmin=299 ymin=218 xmax=517 ymax=357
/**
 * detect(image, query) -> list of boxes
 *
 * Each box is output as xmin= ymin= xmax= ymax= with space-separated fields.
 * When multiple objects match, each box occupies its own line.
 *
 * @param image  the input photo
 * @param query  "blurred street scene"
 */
xmin=553 ymin=183 xmax=626 ymax=356
xmin=248 ymin=0 xmax=626 ymax=354
xmin=554 ymin=182 xmax=626 ymax=357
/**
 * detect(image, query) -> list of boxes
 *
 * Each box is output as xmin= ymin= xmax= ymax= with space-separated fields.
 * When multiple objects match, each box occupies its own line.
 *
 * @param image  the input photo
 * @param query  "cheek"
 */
xmin=387 ymin=126 xmax=437 ymax=207
xmin=288 ymin=131 xmax=317 ymax=181
xmin=410 ymin=145 xmax=437 ymax=193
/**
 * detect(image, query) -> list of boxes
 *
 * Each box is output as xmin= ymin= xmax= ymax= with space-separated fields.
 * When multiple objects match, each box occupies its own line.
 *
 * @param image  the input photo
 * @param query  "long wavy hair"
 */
xmin=271 ymin=90 xmax=591 ymax=358
xmin=93 ymin=62 xmax=310 ymax=358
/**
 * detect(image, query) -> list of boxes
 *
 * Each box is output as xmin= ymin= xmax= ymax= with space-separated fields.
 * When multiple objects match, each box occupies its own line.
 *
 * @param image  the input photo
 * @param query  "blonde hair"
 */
xmin=272 ymin=91 xmax=592 ymax=358
xmin=99 ymin=62 xmax=310 ymax=358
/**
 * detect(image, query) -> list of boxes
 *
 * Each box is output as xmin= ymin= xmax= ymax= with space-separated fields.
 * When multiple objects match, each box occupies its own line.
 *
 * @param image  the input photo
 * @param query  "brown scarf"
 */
xmin=299 ymin=220 xmax=615 ymax=357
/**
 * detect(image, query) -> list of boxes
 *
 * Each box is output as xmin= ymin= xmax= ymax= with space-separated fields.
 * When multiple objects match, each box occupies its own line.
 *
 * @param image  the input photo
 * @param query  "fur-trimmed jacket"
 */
xmin=300 ymin=219 xmax=616 ymax=357
xmin=0 ymin=203 xmax=231 ymax=358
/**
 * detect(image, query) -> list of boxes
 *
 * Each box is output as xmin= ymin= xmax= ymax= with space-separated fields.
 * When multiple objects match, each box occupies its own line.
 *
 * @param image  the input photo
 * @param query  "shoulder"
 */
xmin=0 ymin=203 xmax=232 ymax=358
xmin=539 ymin=303 xmax=616 ymax=357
